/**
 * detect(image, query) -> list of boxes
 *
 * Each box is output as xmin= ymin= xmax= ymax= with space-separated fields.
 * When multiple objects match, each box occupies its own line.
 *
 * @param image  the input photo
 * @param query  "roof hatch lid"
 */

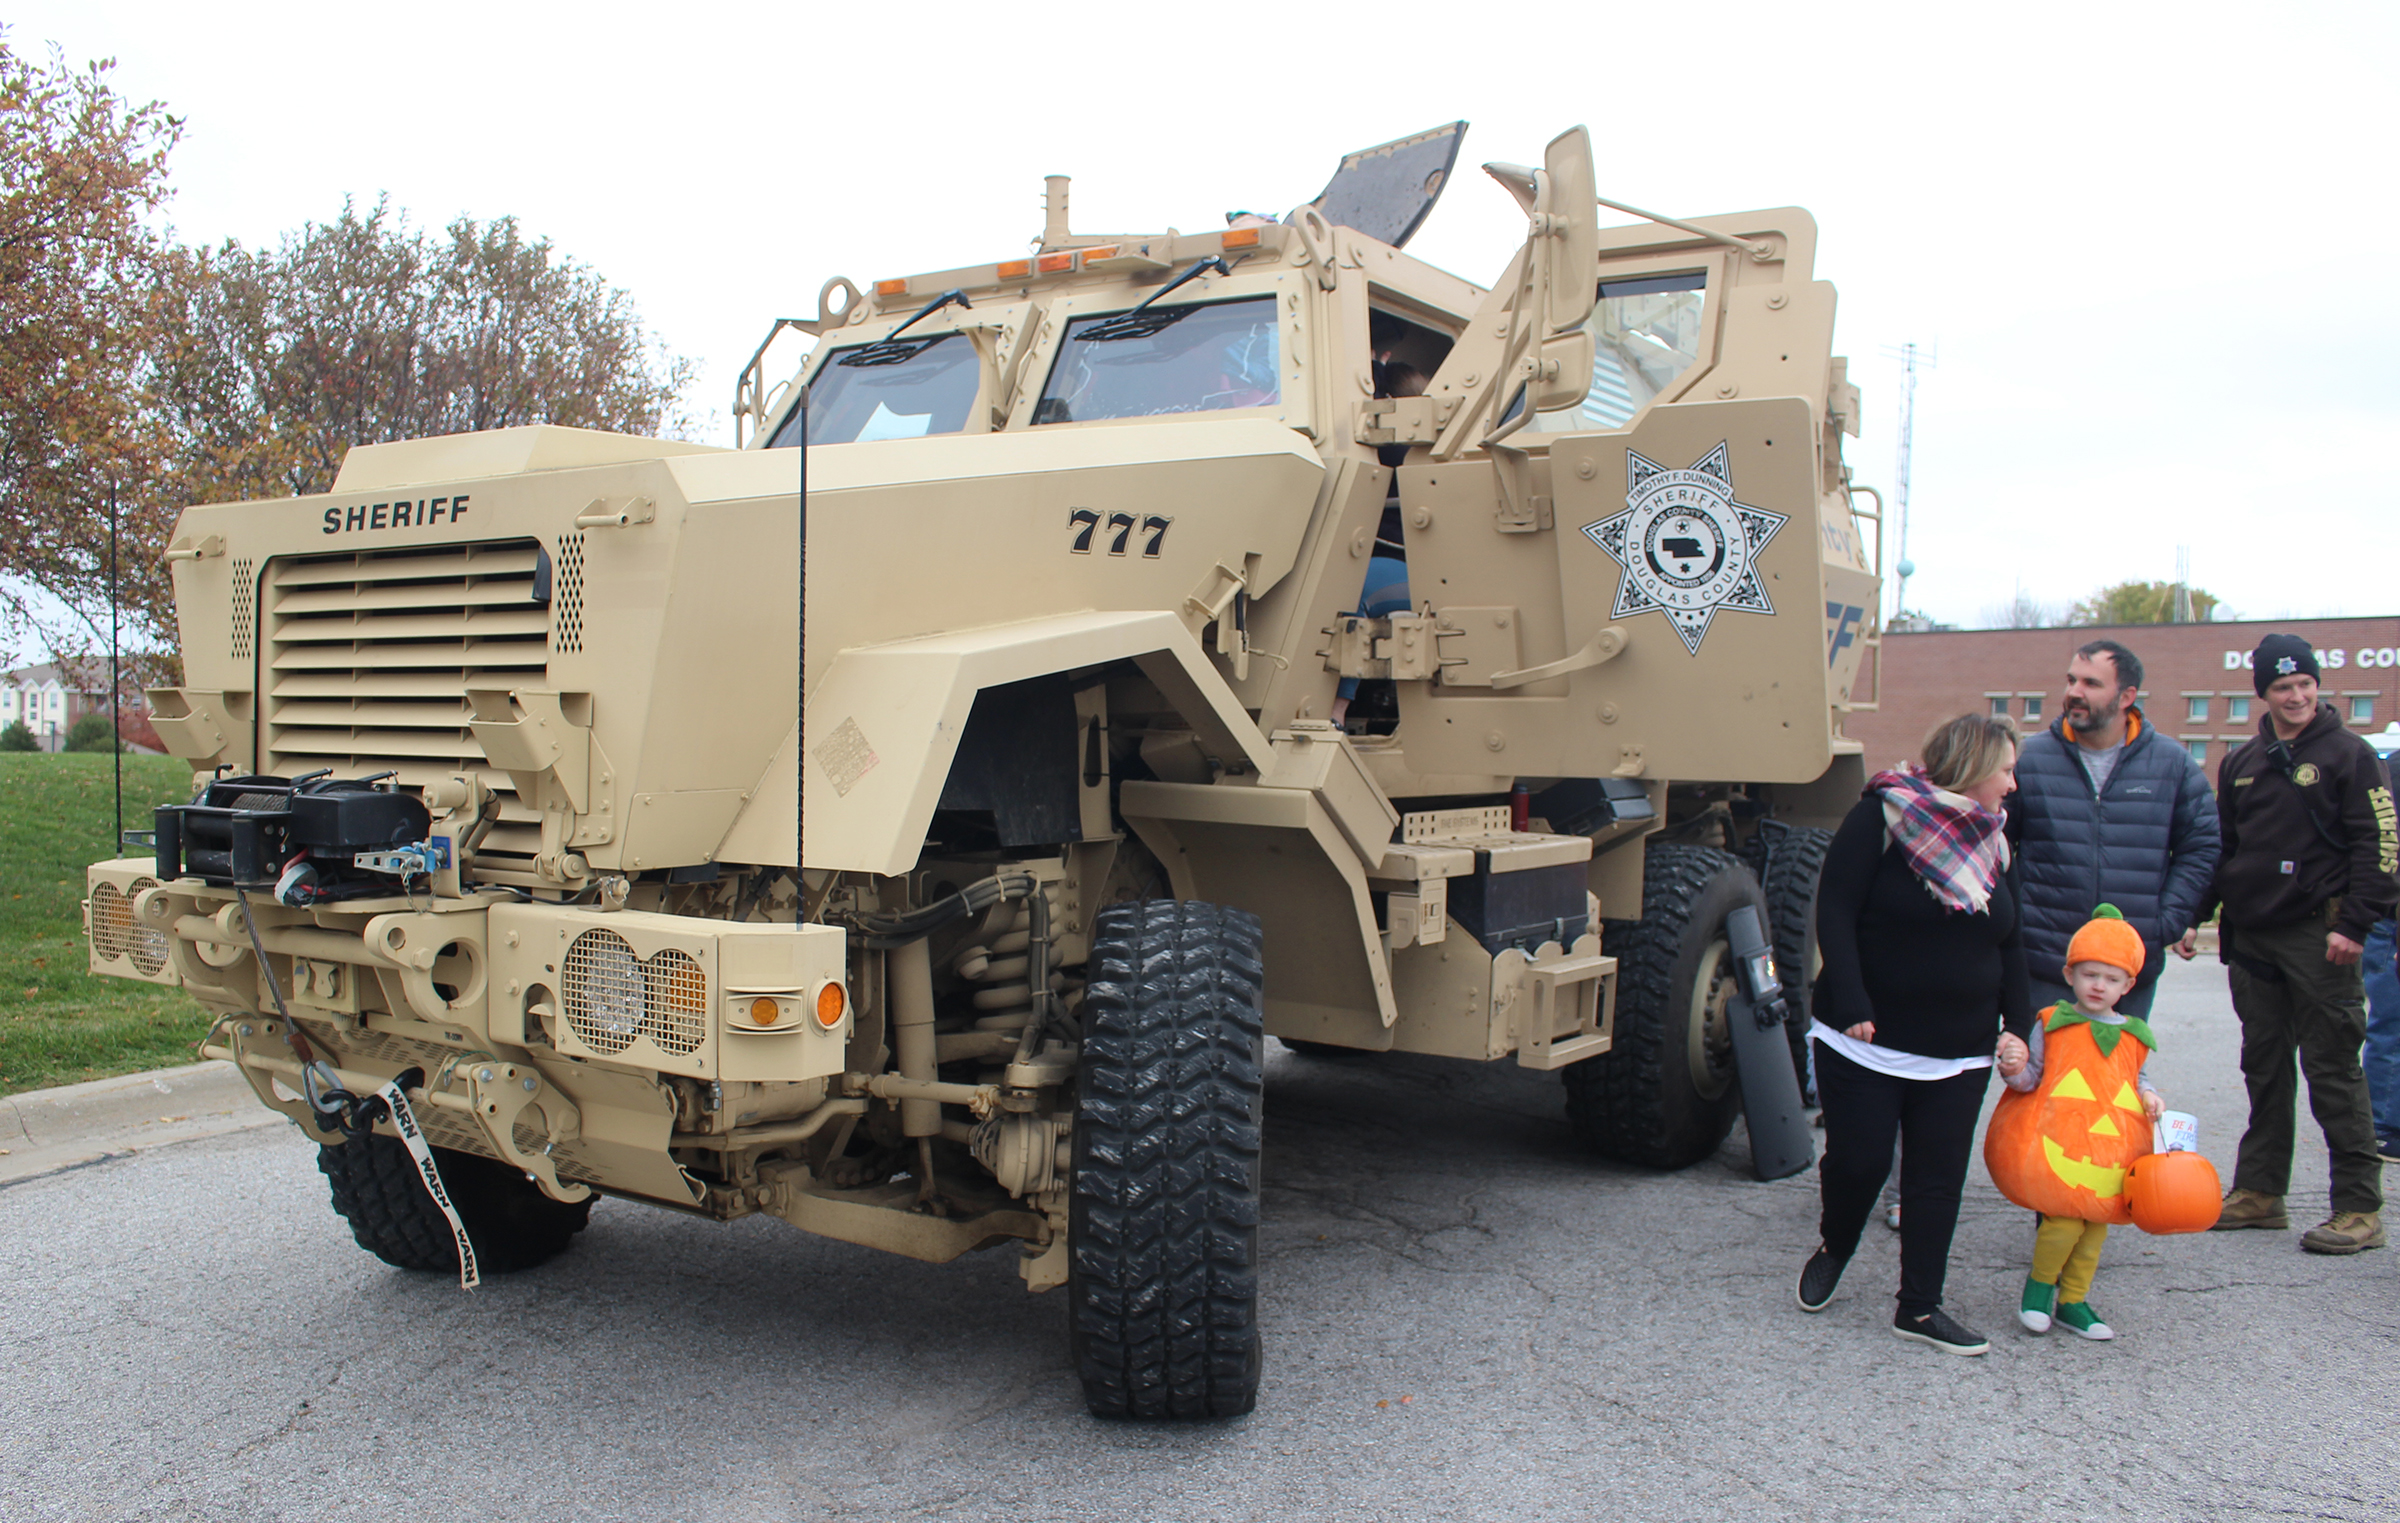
xmin=1304 ymin=121 xmax=1467 ymax=249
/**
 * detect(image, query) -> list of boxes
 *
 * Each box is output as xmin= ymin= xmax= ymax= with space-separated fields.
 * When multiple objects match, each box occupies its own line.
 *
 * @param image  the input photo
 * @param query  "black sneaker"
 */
xmin=1797 ymin=1247 xmax=1845 ymax=1312
xmin=1892 ymin=1307 xmax=1990 ymax=1356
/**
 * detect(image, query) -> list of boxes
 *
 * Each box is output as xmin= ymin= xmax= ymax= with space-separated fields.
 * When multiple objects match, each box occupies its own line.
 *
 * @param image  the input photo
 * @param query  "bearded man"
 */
xmin=2003 ymin=638 xmax=2220 ymax=1020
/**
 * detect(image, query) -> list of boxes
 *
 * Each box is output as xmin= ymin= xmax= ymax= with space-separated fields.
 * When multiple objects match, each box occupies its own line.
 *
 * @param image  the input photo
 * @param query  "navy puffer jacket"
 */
xmin=2004 ymin=708 xmax=2220 ymax=989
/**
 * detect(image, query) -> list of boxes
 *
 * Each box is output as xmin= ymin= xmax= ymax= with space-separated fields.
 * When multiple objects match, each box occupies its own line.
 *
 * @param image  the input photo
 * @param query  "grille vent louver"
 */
xmin=230 ymin=558 xmax=255 ymax=664
xmin=552 ymin=533 xmax=585 ymax=654
xmin=261 ymin=539 xmax=549 ymax=868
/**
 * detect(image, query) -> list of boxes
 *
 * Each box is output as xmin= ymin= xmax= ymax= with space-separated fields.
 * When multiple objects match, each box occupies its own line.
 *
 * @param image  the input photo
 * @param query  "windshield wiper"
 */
xmin=837 ymin=289 xmax=972 ymax=368
xmin=1071 ymin=257 xmax=1232 ymax=343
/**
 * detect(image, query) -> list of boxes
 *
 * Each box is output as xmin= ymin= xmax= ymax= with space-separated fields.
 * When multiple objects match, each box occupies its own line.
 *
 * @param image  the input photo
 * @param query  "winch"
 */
xmin=153 ymin=769 xmax=439 ymax=903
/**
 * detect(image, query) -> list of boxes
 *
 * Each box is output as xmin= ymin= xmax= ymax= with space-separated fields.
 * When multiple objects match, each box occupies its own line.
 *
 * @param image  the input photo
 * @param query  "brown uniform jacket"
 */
xmin=2209 ymin=702 xmax=2400 ymax=941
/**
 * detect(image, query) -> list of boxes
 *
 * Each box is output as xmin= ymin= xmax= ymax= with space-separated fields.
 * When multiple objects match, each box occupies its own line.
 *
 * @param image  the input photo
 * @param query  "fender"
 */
xmin=716 ymin=609 xmax=1275 ymax=875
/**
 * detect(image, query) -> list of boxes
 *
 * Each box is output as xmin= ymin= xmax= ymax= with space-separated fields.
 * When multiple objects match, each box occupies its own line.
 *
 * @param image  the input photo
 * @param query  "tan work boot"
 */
xmin=2300 ymin=1211 xmax=2387 ymax=1255
xmin=2211 ymin=1189 xmax=2289 ymax=1230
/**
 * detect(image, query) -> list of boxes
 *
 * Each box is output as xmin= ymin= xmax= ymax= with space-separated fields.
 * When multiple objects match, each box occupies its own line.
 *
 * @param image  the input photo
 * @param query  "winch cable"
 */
xmin=231 ymin=886 xmax=345 ymax=1119
xmin=234 ymin=886 xmax=475 ymax=1285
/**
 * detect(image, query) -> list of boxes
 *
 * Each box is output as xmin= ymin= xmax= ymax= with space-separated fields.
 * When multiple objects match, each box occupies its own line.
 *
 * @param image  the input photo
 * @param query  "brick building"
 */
xmin=1846 ymin=616 xmax=2400 ymax=777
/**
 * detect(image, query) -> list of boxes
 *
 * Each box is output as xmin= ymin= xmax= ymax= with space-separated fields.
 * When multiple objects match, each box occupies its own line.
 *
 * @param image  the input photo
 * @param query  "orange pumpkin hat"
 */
xmin=2065 ymin=903 xmax=2145 ymax=978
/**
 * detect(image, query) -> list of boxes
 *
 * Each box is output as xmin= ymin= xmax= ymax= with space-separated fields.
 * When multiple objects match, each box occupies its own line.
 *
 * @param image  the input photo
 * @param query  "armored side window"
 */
xmin=1538 ymin=270 xmax=1710 ymax=432
xmin=1033 ymin=297 xmax=1279 ymax=425
xmin=768 ymin=333 xmax=981 ymax=447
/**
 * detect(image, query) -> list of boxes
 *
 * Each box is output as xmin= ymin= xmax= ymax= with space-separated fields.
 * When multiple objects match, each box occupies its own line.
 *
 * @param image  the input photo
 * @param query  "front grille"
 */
xmin=262 ymin=540 xmax=550 ymax=867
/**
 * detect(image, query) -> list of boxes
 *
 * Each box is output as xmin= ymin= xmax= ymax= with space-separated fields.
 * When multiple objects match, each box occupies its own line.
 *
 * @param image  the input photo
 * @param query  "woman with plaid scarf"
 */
xmin=1795 ymin=713 xmax=2037 ymax=1355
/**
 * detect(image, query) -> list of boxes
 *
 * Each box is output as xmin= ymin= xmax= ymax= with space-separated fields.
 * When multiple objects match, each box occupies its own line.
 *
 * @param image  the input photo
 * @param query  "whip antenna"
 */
xmin=806 ymin=386 xmax=816 ymax=906
xmin=109 ymin=482 xmax=122 ymax=852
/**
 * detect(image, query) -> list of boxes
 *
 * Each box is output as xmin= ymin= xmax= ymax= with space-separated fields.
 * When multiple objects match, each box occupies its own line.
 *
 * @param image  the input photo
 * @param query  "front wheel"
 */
xmin=1070 ymin=899 xmax=1266 ymax=1419
xmin=318 ymin=1132 xmax=594 ymax=1275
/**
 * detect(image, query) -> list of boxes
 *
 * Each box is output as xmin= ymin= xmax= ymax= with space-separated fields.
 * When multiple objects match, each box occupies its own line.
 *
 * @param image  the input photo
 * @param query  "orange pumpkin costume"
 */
xmin=1984 ymin=1008 xmax=2156 ymax=1224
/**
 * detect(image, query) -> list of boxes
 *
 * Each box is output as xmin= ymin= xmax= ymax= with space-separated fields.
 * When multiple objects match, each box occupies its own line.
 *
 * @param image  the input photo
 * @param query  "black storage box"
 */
xmin=1446 ymin=856 xmax=1589 ymax=955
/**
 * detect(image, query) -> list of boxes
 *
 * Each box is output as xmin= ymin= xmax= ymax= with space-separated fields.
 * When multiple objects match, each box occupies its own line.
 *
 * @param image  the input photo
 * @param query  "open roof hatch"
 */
xmin=1304 ymin=121 xmax=1468 ymax=249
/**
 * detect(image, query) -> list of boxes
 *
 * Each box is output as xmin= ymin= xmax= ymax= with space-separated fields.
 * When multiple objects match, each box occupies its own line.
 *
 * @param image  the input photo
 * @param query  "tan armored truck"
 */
xmin=86 ymin=122 xmax=1880 ymax=1418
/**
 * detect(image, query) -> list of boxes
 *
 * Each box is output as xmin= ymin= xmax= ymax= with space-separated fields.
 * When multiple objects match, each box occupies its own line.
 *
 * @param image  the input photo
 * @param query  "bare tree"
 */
xmin=1979 ymin=589 xmax=2059 ymax=629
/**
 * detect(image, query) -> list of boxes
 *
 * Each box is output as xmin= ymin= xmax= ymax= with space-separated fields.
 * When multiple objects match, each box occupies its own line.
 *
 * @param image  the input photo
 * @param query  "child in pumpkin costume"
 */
xmin=1989 ymin=906 xmax=2164 ymax=1340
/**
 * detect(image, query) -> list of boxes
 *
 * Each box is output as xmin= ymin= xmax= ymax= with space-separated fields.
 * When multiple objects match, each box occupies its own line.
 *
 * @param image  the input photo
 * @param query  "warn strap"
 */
xmin=378 ymin=1075 xmax=479 ymax=1290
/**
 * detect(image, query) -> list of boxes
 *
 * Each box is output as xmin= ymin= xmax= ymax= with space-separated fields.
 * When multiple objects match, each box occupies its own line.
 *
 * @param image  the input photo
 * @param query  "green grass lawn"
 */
xmin=0 ymin=753 xmax=214 ymax=1097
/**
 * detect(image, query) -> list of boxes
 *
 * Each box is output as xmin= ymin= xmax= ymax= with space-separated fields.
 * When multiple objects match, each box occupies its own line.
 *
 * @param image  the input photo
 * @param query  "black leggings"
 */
xmin=1814 ymin=1043 xmax=1991 ymax=1317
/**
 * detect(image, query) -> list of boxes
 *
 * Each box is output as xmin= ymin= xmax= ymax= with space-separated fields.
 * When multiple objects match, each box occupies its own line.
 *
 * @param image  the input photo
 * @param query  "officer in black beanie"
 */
xmin=2251 ymin=632 xmax=2320 ymax=696
xmin=2203 ymin=633 xmax=2400 ymax=1253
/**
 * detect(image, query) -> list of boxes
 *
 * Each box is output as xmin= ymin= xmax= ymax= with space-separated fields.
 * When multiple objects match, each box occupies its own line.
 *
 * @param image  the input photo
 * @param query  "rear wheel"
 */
xmin=1746 ymin=823 xmax=1832 ymax=1098
xmin=1561 ymin=845 xmax=1765 ymax=1169
xmin=318 ymin=1132 xmax=594 ymax=1275
xmin=1070 ymin=899 xmax=1266 ymax=1419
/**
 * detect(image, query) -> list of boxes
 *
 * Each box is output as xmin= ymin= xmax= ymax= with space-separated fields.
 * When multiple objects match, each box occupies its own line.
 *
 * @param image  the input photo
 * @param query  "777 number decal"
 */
xmin=1068 ymin=509 xmax=1171 ymax=557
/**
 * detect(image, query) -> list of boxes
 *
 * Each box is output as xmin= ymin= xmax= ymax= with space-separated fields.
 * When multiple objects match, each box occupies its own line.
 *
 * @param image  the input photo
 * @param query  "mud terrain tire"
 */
xmin=318 ymin=1132 xmax=595 ymax=1275
xmin=1070 ymin=899 xmax=1266 ymax=1419
xmin=1745 ymin=822 xmax=1833 ymax=1094
xmin=1560 ymin=845 xmax=1765 ymax=1169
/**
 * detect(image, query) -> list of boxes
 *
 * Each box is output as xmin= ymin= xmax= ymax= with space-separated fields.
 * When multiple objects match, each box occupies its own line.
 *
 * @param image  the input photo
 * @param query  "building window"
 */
xmin=2186 ymin=696 xmax=2209 ymax=722
xmin=2228 ymin=696 xmax=2251 ymax=723
xmin=2351 ymin=695 xmax=2375 ymax=723
xmin=1988 ymin=695 xmax=2009 ymax=717
xmin=2185 ymin=739 xmax=2208 ymax=764
xmin=2023 ymin=696 xmax=2043 ymax=720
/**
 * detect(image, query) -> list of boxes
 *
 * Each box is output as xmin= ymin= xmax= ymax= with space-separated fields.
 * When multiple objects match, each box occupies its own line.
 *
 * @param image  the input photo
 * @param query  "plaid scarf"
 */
xmin=1870 ymin=764 xmax=2010 ymax=913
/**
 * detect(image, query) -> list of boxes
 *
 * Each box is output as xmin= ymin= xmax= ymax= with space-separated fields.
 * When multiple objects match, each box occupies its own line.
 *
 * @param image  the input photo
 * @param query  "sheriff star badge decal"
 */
xmin=1580 ymin=442 xmax=1786 ymax=655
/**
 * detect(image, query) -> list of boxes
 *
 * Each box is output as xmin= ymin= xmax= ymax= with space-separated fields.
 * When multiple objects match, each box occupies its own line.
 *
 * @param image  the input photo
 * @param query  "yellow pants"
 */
xmin=2031 ymin=1214 xmax=2109 ymax=1303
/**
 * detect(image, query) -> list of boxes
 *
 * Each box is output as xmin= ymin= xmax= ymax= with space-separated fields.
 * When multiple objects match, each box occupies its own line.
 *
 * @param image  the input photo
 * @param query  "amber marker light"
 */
xmin=1221 ymin=227 xmax=1262 ymax=250
xmin=1080 ymin=244 xmax=1119 ymax=261
xmin=1036 ymin=251 xmax=1077 ymax=274
xmin=749 ymin=996 xmax=781 ymax=1026
xmin=815 ymin=982 xmax=847 ymax=1029
xmin=874 ymin=278 xmax=909 ymax=296
xmin=996 ymin=259 xmax=1031 ymax=279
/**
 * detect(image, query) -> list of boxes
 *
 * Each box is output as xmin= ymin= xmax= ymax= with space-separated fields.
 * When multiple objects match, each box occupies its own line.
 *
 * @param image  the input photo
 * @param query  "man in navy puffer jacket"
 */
xmin=2004 ymin=638 xmax=2220 ymax=1019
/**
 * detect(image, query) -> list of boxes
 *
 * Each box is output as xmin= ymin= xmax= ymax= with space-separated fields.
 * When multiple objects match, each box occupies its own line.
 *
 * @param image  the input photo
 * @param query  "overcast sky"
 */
xmin=14 ymin=0 xmax=2396 ymax=630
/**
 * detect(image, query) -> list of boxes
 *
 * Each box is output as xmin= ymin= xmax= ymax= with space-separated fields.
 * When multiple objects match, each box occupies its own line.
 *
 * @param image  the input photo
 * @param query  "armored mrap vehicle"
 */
xmin=87 ymin=122 xmax=1880 ymax=1418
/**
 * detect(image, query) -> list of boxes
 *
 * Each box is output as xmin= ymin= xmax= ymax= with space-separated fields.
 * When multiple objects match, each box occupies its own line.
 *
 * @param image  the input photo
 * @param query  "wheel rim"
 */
xmin=1685 ymin=936 xmax=1737 ymax=1099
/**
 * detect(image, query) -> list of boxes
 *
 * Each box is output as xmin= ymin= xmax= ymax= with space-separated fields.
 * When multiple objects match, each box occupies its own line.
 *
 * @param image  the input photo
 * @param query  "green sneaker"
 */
xmin=2019 ymin=1277 xmax=2057 ymax=1334
xmin=2054 ymin=1300 xmax=2115 ymax=1341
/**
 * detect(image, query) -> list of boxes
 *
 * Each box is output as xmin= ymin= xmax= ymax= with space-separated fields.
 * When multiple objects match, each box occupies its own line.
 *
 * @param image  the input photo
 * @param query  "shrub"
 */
xmin=0 ymin=719 xmax=36 ymax=752
xmin=63 ymin=712 xmax=122 ymax=751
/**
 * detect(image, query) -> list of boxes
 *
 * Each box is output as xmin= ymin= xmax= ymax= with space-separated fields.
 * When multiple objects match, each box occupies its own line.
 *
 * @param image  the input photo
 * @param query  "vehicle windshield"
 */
xmin=1538 ymin=271 xmax=1708 ymax=431
xmin=768 ymin=333 xmax=980 ymax=447
xmin=1034 ymin=296 xmax=1279 ymax=424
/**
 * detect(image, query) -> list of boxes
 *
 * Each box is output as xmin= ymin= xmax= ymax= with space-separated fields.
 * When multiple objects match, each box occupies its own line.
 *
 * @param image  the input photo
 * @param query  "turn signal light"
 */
xmin=748 ymin=996 xmax=780 ymax=1026
xmin=815 ymin=982 xmax=847 ymax=1029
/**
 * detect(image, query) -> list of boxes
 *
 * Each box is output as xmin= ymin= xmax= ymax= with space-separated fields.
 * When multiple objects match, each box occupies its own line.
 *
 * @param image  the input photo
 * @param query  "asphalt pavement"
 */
xmin=4 ymin=958 xmax=2394 ymax=1522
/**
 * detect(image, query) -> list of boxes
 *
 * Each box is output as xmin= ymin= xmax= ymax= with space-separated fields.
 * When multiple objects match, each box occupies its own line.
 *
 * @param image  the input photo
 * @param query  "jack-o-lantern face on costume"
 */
xmin=1983 ymin=1021 xmax=2153 ymax=1224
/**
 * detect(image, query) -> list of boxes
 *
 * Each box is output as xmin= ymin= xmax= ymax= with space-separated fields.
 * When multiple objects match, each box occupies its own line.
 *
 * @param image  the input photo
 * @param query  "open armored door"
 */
xmin=1392 ymin=162 xmax=1851 ymax=787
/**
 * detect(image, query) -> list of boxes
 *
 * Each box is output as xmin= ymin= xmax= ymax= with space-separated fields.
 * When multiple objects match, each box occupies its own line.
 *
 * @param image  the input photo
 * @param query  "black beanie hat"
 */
xmin=2252 ymin=633 xmax=2320 ymax=696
